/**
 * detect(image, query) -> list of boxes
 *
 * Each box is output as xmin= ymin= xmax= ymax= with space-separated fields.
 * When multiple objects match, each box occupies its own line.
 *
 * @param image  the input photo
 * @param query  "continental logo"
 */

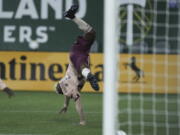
xmin=0 ymin=53 xmax=103 ymax=82
xmin=0 ymin=51 xmax=103 ymax=91
xmin=0 ymin=55 xmax=69 ymax=81
xmin=0 ymin=51 xmax=179 ymax=93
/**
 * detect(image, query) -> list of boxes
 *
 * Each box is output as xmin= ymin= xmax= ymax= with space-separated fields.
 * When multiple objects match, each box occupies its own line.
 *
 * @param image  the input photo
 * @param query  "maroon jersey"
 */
xmin=70 ymin=36 xmax=94 ymax=73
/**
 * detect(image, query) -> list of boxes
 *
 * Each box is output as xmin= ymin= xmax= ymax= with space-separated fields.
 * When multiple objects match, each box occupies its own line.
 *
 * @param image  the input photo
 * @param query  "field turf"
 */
xmin=0 ymin=91 xmax=102 ymax=135
xmin=0 ymin=91 xmax=179 ymax=135
xmin=119 ymin=94 xmax=180 ymax=135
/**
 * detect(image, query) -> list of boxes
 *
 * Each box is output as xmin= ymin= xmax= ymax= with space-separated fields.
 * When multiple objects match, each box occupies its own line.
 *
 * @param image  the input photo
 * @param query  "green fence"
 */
xmin=0 ymin=0 xmax=179 ymax=54
xmin=0 ymin=0 xmax=103 ymax=52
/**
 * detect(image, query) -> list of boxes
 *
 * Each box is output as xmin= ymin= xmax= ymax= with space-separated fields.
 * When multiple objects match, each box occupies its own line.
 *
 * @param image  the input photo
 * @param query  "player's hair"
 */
xmin=56 ymin=83 xmax=63 ymax=95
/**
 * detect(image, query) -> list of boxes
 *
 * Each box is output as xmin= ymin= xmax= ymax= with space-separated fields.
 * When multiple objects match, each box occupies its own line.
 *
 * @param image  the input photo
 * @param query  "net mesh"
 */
xmin=118 ymin=0 xmax=180 ymax=135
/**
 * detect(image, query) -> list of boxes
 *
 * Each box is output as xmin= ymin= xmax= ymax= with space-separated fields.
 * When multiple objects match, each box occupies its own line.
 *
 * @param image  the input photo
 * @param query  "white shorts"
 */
xmin=59 ymin=61 xmax=82 ymax=100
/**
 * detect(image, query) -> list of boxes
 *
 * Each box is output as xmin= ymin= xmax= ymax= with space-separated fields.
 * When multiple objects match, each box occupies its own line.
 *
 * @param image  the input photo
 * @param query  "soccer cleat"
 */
xmin=64 ymin=5 xmax=79 ymax=19
xmin=3 ymin=87 xmax=14 ymax=98
xmin=87 ymin=73 xmax=99 ymax=91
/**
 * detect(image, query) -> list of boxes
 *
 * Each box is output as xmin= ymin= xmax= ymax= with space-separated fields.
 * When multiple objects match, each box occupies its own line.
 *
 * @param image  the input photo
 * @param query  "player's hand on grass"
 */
xmin=59 ymin=106 xmax=68 ymax=114
xmin=79 ymin=121 xmax=86 ymax=126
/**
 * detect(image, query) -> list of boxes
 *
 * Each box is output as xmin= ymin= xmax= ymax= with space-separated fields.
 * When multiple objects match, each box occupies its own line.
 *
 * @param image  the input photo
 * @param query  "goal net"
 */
xmin=103 ymin=0 xmax=180 ymax=135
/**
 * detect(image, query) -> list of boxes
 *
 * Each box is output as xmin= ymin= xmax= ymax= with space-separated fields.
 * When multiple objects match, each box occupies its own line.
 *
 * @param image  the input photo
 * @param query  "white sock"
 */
xmin=72 ymin=17 xmax=92 ymax=33
xmin=82 ymin=68 xmax=90 ymax=79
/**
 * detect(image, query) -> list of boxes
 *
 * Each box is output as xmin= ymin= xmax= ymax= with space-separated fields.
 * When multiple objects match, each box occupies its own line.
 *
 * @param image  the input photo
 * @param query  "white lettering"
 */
xmin=36 ymin=26 xmax=48 ymax=43
xmin=2 ymin=25 xmax=52 ymax=43
xmin=41 ymin=0 xmax=63 ymax=19
xmin=76 ymin=0 xmax=87 ymax=18
xmin=15 ymin=0 xmax=38 ymax=19
xmin=0 ymin=0 xmax=87 ymax=19
xmin=19 ymin=26 xmax=32 ymax=42
xmin=0 ymin=0 xmax=13 ymax=18
xmin=4 ymin=26 xmax=16 ymax=42
xmin=65 ymin=0 xmax=73 ymax=11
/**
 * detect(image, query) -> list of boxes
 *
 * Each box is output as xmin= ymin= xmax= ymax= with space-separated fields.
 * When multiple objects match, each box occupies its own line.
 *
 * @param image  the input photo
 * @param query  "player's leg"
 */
xmin=81 ymin=67 xmax=99 ymax=91
xmin=64 ymin=5 xmax=95 ymax=41
xmin=65 ymin=5 xmax=99 ymax=91
xmin=72 ymin=17 xmax=96 ymax=42
xmin=70 ymin=58 xmax=99 ymax=91
xmin=0 ymin=78 xmax=14 ymax=97
xmin=75 ymin=97 xmax=86 ymax=125
xmin=73 ymin=17 xmax=96 ymax=49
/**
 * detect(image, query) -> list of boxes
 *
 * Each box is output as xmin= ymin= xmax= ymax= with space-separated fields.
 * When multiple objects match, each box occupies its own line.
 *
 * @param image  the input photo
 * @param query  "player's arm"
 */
xmin=75 ymin=97 xmax=86 ymax=125
xmin=59 ymin=96 xmax=70 ymax=114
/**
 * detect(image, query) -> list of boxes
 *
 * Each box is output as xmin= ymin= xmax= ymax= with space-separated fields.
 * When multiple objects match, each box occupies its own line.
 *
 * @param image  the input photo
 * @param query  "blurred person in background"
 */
xmin=0 ymin=78 xmax=14 ymax=97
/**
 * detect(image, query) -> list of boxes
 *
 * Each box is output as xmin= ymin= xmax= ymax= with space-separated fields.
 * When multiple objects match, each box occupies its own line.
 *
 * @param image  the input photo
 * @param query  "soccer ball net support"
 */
xmin=103 ymin=0 xmax=180 ymax=135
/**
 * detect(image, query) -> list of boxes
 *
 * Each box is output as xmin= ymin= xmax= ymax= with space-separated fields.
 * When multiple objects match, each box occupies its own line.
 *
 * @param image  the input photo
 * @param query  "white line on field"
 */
xmin=0 ymin=134 xmax=49 ymax=135
xmin=0 ymin=110 xmax=102 ymax=114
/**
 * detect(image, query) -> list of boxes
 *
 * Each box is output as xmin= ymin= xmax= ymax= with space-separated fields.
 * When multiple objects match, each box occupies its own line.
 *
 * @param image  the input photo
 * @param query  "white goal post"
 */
xmin=103 ymin=0 xmax=119 ymax=135
xmin=103 ymin=0 xmax=180 ymax=135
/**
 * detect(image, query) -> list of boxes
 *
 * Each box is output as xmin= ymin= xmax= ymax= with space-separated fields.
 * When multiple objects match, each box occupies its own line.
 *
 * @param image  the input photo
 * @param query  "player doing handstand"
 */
xmin=55 ymin=5 xmax=99 ymax=125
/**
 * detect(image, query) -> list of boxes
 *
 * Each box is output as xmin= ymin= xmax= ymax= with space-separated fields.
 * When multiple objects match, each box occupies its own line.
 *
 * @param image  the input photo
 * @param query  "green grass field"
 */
xmin=119 ymin=94 xmax=180 ymax=135
xmin=0 ymin=91 xmax=102 ymax=135
xmin=0 ymin=91 xmax=179 ymax=135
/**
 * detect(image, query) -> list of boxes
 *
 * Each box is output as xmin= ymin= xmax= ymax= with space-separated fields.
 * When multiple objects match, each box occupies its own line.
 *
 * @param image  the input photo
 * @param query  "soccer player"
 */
xmin=55 ymin=5 xmax=99 ymax=125
xmin=124 ymin=56 xmax=144 ymax=82
xmin=0 ymin=78 xmax=14 ymax=97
